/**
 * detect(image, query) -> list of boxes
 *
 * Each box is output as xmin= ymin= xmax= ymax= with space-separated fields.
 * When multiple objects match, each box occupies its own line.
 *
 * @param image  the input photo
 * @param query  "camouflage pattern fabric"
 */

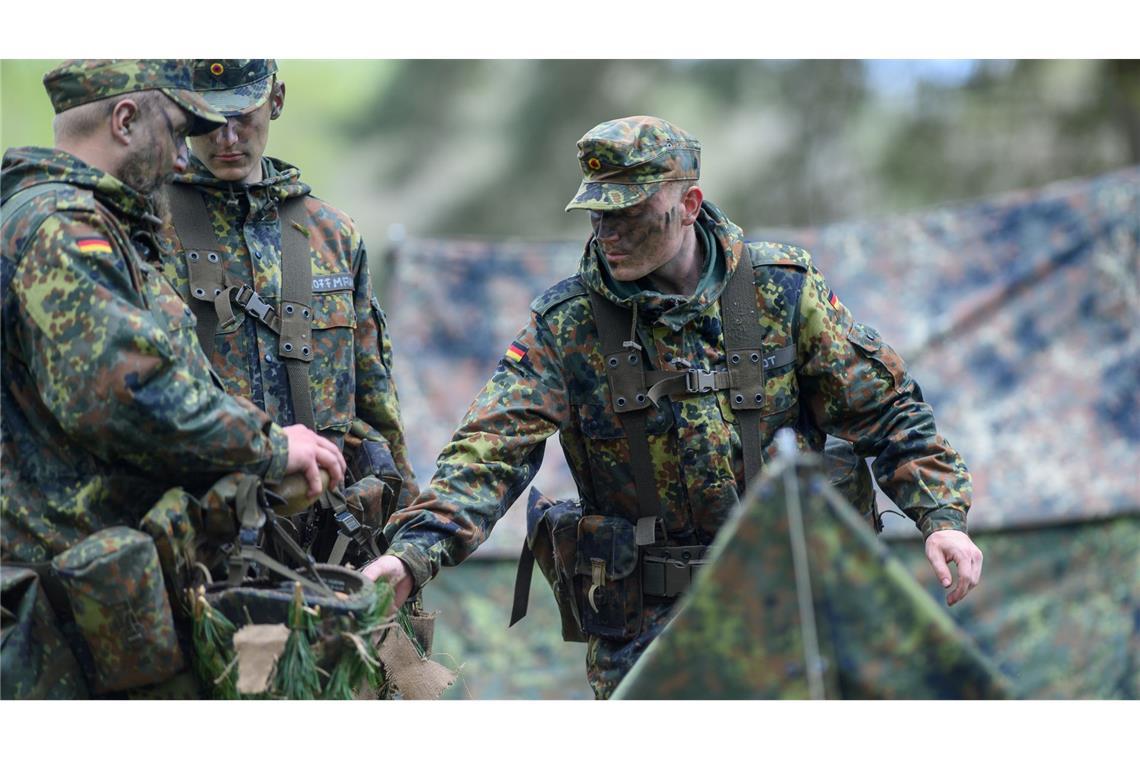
xmin=159 ymin=156 xmax=417 ymax=505
xmin=42 ymin=59 xmax=224 ymax=135
xmin=190 ymin=59 xmax=277 ymax=116
xmin=886 ymin=517 xmax=1139 ymax=699
xmin=1 ymin=566 xmax=89 ymax=699
xmin=51 ymin=526 xmax=184 ymax=694
xmin=385 ymin=199 xmax=970 ymax=696
xmin=565 ymin=115 xmax=702 ymax=211
xmin=1 ymin=146 xmax=289 ymax=567
xmin=611 ymin=450 xmax=1011 ymax=699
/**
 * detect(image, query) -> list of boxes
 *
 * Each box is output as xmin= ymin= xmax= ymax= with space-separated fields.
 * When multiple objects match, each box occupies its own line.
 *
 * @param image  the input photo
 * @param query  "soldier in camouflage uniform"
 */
xmin=1 ymin=60 xmax=345 ymax=698
xmin=158 ymin=60 xmax=417 ymax=553
xmin=364 ymin=115 xmax=985 ymax=699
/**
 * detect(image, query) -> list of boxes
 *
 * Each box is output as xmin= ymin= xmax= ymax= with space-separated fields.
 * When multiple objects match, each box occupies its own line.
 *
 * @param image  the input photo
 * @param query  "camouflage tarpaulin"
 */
xmin=611 ymin=446 xmax=1013 ymax=699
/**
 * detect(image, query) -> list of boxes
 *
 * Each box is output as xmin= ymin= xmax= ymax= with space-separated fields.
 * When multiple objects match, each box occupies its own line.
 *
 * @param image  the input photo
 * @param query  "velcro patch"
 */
xmin=827 ymin=289 xmax=841 ymax=311
xmin=505 ymin=341 xmax=528 ymax=363
xmin=312 ymin=273 xmax=353 ymax=293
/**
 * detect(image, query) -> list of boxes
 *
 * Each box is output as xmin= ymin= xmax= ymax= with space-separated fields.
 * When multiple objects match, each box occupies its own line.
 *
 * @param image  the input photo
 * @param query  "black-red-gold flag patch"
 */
xmin=76 ymin=237 xmax=112 ymax=254
xmin=505 ymin=341 xmax=528 ymax=363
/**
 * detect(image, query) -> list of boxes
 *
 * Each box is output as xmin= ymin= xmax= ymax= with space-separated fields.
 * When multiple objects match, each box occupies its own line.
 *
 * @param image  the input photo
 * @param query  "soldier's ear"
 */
xmin=110 ymin=98 xmax=141 ymax=146
xmin=680 ymin=184 xmax=703 ymax=225
xmin=269 ymin=81 xmax=285 ymax=120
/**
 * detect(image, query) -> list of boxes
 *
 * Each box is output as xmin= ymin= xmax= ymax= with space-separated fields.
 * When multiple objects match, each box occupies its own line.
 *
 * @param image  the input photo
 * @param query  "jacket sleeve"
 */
xmin=795 ymin=263 xmax=972 ymax=537
xmin=10 ymin=213 xmax=289 ymax=485
xmin=383 ymin=309 xmax=568 ymax=591
xmin=348 ymin=239 xmax=419 ymax=504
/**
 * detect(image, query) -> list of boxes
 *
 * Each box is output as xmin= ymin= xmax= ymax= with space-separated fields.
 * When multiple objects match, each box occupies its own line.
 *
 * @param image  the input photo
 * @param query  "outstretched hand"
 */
xmin=361 ymin=555 xmax=415 ymax=608
xmin=924 ymin=529 xmax=983 ymax=606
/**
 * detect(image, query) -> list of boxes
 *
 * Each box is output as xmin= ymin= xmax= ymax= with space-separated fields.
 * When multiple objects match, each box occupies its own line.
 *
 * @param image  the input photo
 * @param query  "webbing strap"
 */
xmin=278 ymin=201 xmax=316 ymax=430
xmin=508 ymin=541 xmax=535 ymax=627
xmin=719 ymin=250 xmax=768 ymax=485
xmin=587 ymin=288 xmax=661 ymax=545
xmin=167 ymin=184 xmax=226 ymax=353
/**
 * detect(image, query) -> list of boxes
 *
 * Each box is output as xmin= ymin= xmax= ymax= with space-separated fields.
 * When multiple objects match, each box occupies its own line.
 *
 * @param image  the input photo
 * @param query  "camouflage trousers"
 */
xmin=586 ymin=600 xmax=678 ymax=699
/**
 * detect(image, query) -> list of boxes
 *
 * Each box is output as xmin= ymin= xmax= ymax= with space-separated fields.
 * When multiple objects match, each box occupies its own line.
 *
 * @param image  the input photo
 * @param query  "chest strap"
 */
xmin=167 ymin=185 xmax=317 ymax=430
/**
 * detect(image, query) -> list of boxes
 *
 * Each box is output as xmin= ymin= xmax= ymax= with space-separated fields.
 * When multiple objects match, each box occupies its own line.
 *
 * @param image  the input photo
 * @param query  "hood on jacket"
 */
xmin=173 ymin=155 xmax=310 ymax=206
xmin=1 ymin=146 xmax=163 ymax=230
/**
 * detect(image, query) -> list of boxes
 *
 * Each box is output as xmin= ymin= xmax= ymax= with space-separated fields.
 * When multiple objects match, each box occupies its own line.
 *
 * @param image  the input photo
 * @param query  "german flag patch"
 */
xmin=827 ymin=289 xmax=841 ymax=311
xmin=76 ymin=237 xmax=113 ymax=254
xmin=505 ymin=341 xmax=528 ymax=363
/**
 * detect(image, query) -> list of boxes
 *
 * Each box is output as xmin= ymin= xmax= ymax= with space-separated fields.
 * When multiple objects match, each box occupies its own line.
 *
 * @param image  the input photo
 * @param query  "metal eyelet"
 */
xmin=207 ymin=252 xmax=219 ymax=263
xmin=628 ymin=355 xmax=639 ymax=365
xmin=283 ymin=342 xmax=293 ymax=352
xmin=750 ymin=353 xmax=760 ymax=363
xmin=188 ymin=251 xmax=200 ymax=261
xmin=735 ymin=394 xmax=745 ymax=404
xmin=213 ymin=288 xmax=222 ymax=297
xmin=194 ymin=288 xmax=205 ymax=297
xmin=616 ymin=397 xmax=627 ymax=407
xmin=285 ymin=304 xmax=294 ymax=314
xmin=608 ymin=357 xmax=619 ymax=367
xmin=301 ymin=346 xmax=311 ymax=357
xmin=635 ymin=394 xmax=646 ymax=404
xmin=755 ymin=394 xmax=763 ymax=403
xmin=302 ymin=309 xmax=310 ymax=319
xmin=730 ymin=354 xmax=741 ymax=365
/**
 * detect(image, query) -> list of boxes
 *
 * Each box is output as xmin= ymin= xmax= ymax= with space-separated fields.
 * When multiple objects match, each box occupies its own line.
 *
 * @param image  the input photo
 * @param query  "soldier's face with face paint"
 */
xmin=590 ymin=184 xmax=689 ymax=282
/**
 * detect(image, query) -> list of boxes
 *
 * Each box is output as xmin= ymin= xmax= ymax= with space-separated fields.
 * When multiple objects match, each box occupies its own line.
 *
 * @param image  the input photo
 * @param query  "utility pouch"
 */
xmin=574 ymin=514 xmax=642 ymax=641
xmin=139 ymin=487 xmax=202 ymax=620
xmin=345 ymin=419 xmax=403 ymax=523
xmin=1 ymin=565 xmax=88 ymax=699
xmin=510 ymin=488 xmax=585 ymax=642
xmin=822 ymin=437 xmax=880 ymax=532
xmin=50 ymin=527 xmax=184 ymax=694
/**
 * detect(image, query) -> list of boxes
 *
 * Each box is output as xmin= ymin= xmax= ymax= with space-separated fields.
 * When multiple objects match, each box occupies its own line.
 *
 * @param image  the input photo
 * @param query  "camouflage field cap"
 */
xmin=43 ymin=59 xmax=226 ymax=136
xmin=192 ymin=59 xmax=278 ymax=117
xmin=565 ymin=115 xmax=701 ymax=212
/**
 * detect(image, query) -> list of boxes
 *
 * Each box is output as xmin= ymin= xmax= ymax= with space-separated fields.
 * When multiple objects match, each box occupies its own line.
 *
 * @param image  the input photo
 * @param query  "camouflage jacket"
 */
xmin=159 ymin=156 xmax=417 ymax=501
xmin=385 ymin=201 xmax=973 ymax=591
xmin=1 ymin=147 xmax=289 ymax=564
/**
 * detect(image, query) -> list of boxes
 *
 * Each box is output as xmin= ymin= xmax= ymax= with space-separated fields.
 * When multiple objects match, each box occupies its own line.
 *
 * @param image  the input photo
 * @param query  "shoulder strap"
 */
xmin=166 ymin=184 xmax=226 ymax=352
xmin=719 ymin=253 xmax=767 ymax=485
xmin=587 ymin=289 xmax=662 ymax=546
xmin=277 ymin=198 xmax=316 ymax=430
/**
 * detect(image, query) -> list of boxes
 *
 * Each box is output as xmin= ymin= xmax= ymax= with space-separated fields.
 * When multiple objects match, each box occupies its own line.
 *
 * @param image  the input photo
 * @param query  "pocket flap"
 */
xmin=847 ymin=322 xmax=883 ymax=353
xmin=574 ymin=514 xmax=638 ymax=580
xmin=310 ymin=291 xmax=357 ymax=330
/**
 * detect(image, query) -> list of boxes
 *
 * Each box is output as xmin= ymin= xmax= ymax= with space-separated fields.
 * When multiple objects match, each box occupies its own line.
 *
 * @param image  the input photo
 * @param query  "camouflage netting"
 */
xmin=388 ymin=167 xmax=1139 ymax=698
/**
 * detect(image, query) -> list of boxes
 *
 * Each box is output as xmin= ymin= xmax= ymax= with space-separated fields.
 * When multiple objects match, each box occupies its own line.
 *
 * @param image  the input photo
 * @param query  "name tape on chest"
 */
xmin=312 ymin=274 xmax=354 ymax=293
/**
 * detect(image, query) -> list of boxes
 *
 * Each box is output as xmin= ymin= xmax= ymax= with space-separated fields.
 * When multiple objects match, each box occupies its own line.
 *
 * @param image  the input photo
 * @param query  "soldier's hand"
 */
xmin=924 ymin=529 xmax=983 ymax=606
xmin=361 ymin=555 xmax=414 ymax=608
xmin=282 ymin=424 xmax=345 ymax=498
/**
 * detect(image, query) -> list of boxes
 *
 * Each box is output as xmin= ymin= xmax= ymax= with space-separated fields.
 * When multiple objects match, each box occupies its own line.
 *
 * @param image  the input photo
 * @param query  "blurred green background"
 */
xmin=3 ymin=59 xmax=1137 ymax=699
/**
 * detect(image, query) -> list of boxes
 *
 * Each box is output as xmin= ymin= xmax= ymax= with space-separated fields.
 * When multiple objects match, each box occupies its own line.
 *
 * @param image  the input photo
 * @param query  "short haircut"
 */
xmin=52 ymin=89 xmax=165 ymax=142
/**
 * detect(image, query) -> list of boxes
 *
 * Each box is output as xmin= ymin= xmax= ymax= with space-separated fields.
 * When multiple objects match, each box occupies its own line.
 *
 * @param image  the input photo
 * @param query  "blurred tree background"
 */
xmin=4 ymin=59 xmax=1138 ymax=250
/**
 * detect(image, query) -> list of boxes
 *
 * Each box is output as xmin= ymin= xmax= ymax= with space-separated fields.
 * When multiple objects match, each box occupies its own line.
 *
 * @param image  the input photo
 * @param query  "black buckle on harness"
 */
xmin=685 ymin=369 xmax=720 ymax=394
xmin=234 ymin=285 xmax=276 ymax=324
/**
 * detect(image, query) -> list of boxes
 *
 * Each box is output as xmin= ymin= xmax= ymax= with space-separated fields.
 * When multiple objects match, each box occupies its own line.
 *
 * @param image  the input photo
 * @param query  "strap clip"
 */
xmin=234 ymin=284 xmax=276 ymax=324
xmin=685 ymin=368 xmax=721 ymax=394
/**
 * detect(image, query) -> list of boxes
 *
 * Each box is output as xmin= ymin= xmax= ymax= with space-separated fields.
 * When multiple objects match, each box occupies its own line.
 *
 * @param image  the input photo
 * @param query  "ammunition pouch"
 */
xmin=1 ymin=564 xmax=89 ymax=699
xmin=822 ymin=437 xmax=880 ymax=532
xmin=509 ymin=488 xmax=584 ymax=642
xmin=49 ymin=527 xmax=185 ymax=695
xmin=640 ymin=545 xmax=711 ymax=598
xmin=574 ymin=514 xmax=642 ymax=641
